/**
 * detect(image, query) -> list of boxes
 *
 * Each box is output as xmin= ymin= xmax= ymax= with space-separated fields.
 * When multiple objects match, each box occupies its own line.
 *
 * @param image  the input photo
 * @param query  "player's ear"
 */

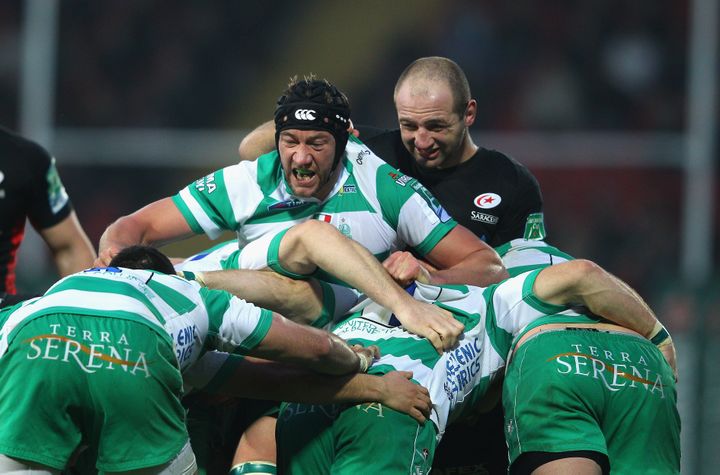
xmin=464 ymin=100 xmax=477 ymax=127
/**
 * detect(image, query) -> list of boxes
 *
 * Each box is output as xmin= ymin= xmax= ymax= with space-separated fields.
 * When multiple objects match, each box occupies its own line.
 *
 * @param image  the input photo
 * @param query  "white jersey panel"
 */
xmin=178 ymin=187 xmax=224 ymax=240
xmin=215 ymin=297 xmax=267 ymax=352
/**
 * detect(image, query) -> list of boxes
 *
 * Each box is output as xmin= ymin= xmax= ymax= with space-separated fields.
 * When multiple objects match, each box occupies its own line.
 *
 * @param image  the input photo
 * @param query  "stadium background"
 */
xmin=1 ymin=1 xmax=717 ymax=473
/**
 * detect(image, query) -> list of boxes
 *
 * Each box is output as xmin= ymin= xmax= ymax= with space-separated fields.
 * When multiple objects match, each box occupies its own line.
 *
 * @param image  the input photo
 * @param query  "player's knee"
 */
xmin=295 ymin=219 xmax=335 ymax=239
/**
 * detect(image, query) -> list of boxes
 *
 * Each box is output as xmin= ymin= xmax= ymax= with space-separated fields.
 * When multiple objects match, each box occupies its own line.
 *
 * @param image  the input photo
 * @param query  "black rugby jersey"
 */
xmin=358 ymin=127 xmax=543 ymax=247
xmin=0 ymin=127 xmax=72 ymax=293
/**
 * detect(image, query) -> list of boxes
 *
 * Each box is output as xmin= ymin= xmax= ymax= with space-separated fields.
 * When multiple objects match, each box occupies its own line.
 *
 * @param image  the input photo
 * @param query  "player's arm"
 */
xmin=195 ymin=221 xmax=463 ymax=352
xmin=97 ymin=197 xmax=194 ymax=266
xmin=197 ymin=269 xmax=325 ymax=325
xmin=238 ymin=120 xmax=276 ymax=162
xmin=533 ymin=259 xmax=677 ymax=375
xmin=38 ymin=211 xmax=96 ymax=275
xmin=214 ymin=356 xmax=431 ymax=423
xmin=276 ymin=220 xmax=463 ymax=352
xmin=250 ymin=312 xmax=377 ymax=376
xmin=413 ymin=224 xmax=508 ymax=287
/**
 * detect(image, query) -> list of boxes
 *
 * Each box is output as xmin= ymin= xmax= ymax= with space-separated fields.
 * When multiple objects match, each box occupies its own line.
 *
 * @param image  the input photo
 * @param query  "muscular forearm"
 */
xmin=217 ymin=357 xmax=382 ymax=403
xmin=200 ymin=269 xmax=323 ymax=324
xmin=99 ymin=213 xmax=174 ymax=251
xmin=213 ymin=356 xmax=430 ymax=422
xmin=252 ymin=315 xmax=363 ymax=376
xmin=536 ymin=260 xmax=657 ymax=337
xmin=282 ymin=220 xmax=419 ymax=317
xmin=52 ymin=241 xmax=96 ymax=276
xmin=238 ymin=120 xmax=276 ymax=162
xmin=97 ymin=198 xmax=194 ymax=265
xmin=576 ymin=265 xmax=657 ymax=337
xmin=428 ymin=248 xmax=508 ymax=286
xmin=317 ymin=332 xmax=364 ymax=375
xmin=40 ymin=213 xmax=96 ymax=275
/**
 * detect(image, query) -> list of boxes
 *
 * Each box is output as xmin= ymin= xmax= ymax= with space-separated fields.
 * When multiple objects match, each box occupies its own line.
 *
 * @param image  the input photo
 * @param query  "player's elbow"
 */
xmin=566 ymin=259 xmax=607 ymax=293
xmin=467 ymin=247 xmax=508 ymax=283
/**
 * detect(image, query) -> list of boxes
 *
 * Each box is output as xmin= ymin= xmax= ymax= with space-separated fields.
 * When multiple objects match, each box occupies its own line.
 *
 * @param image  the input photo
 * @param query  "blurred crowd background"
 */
xmin=1 ymin=0 xmax=717 ymax=473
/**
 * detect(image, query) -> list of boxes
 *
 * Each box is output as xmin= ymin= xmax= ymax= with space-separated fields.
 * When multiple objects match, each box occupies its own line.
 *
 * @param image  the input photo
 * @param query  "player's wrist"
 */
xmin=356 ymin=351 xmax=372 ymax=373
xmin=179 ymin=270 xmax=207 ymax=287
xmin=648 ymin=321 xmax=672 ymax=348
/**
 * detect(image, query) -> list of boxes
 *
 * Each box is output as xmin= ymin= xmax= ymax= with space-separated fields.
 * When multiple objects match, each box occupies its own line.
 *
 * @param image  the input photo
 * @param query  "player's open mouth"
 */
xmin=293 ymin=168 xmax=316 ymax=183
xmin=417 ymin=148 xmax=440 ymax=160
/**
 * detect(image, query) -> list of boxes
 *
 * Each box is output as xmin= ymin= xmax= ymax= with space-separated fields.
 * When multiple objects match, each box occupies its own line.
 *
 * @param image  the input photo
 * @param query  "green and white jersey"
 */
xmin=495 ymin=238 xmax=574 ymax=277
xmin=176 ymin=239 xmax=240 ymax=273
xmin=0 ymin=267 xmax=272 ymax=375
xmin=331 ymin=270 xmax=582 ymax=436
xmin=172 ymin=137 xmax=456 ymax=266
xmin=182 ymin=280 xmax=361 ymax=394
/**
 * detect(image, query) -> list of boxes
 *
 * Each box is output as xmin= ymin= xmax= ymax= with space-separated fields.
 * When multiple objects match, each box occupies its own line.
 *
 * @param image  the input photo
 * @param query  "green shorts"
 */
xmin=276 ymin=402 xmax=438 ymax=475
xmin=0 ymin=313 xmax=188 ymax=472
xmin=503 ymin=328 xmax=680 ymax=474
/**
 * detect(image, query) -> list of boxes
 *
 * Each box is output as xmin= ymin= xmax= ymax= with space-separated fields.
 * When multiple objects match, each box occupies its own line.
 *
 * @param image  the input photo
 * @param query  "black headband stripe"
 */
xmin=274 ymin=103 xmax=349 ymax=135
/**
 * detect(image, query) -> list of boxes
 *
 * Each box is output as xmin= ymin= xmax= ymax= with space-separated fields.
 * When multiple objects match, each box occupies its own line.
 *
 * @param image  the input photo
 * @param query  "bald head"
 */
xmin=394 ymin=57 xmax=471 ymax=117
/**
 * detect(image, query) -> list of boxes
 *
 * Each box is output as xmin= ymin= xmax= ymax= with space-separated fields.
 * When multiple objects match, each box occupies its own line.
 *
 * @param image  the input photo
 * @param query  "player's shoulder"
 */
xmin=474 ymin=148 xmax=537 ymax=184
xmin=345 ymin=136 xmax=395 ymax=172
xmin=476 ymin=147 xmax=522 ymax=169
xmin=0 ymin=126 xmax=53 ymax=172
xmin=353 ymin=126 xmax=405 ymax=168
xmin=227 ymin=151 xmax=280 ymax=187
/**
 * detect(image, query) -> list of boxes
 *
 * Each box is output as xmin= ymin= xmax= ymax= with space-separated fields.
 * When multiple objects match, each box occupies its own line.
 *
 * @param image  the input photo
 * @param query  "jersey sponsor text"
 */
xmin=552 ymin=342 xmax=665 ymax=398
xmin=24 ymin=323 xmax=150 ymax=377
xmin=470 ymin=211 xmax=499 ymax=224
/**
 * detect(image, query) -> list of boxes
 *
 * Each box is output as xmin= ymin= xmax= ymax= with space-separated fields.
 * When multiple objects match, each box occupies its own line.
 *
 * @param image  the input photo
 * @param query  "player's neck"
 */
xmin=443 ymin=137 xmax=478 ymax=169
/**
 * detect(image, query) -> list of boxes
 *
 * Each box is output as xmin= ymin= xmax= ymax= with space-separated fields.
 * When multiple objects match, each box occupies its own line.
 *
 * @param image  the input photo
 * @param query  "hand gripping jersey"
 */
xmin=172 ymin=136 xmax=456 ymax=271
xmin=0 ymin=267 xmax=272 ymax=373
xmin=330 ymin=269 xmax=583 ymax=436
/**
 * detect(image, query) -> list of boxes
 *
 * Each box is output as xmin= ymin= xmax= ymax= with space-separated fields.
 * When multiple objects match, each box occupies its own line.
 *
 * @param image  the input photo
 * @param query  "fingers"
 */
xmin=424 ymin=308 xmax=463 ymax=352
xmin=409 ymin=408 xmax=427 ymax=425
xmin=425 ymin=330 xmax=444 ymax=354
xmin=413 ymin=390 xmax=432 ymax=423
xmin=383 ymin=251 xmax=421 ymax=286
xmin=396 ymin=371 xmax=413 ymax=380
xmin=352 ymin=344 xmax=381 ymax=359
xmin=94 ymin=247 xmax=118 ymax=267
xmin=351 ymin=344 xmax=381 ymax=372
xmin=406 ymin=389 xmax=431 ymax=424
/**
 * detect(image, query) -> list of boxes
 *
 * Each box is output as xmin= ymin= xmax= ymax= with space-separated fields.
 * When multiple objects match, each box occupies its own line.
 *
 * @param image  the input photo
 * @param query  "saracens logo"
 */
xmin=474 ymin=193 xmax=502 ymax=209
xmin=294 ymin=109 xmax=316 ymax=121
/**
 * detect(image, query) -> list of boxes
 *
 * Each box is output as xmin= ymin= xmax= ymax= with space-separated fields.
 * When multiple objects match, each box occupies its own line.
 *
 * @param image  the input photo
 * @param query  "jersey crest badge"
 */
xmin=46 ymin=157 xmax=69 ymax=213
xmin=473 ymin=193 xmax=501 ymax=209
xmin=523 ymin=212 xmax=547 ymax=240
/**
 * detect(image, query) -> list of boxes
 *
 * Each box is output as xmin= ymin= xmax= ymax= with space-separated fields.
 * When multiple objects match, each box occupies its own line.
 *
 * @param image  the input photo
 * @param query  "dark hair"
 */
xmin=108 ymin=245 xmax=175 ymax=275
xmin=274 ymin=75 xmax=351 ymax=169
xmin=394 ymin=57 xmax=471 ymax=117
